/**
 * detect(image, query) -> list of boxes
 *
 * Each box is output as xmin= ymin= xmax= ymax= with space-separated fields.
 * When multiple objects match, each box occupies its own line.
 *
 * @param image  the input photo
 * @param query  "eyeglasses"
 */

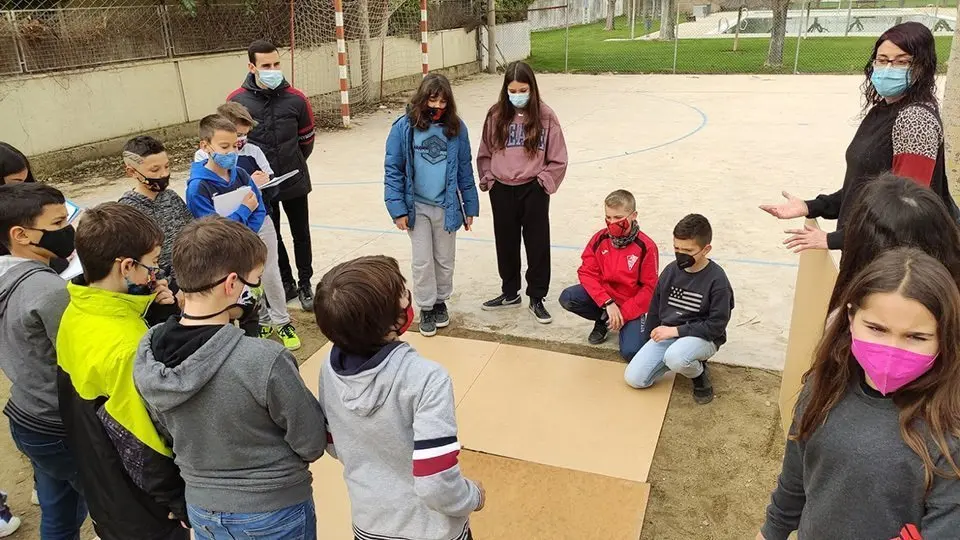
xmin=874 ymin=58 xmax=912 ymax=68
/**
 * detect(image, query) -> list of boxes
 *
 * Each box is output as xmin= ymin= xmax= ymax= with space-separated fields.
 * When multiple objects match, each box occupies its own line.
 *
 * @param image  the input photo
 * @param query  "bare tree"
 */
xmin=942 ymin=4 xmax=960 ymax=196
xmin=606 ymin=0 xmax=618 ymax=30
xmin=659 ymin=0 xmax=676 ymax=40
xmin=765 ymin=0 xmax=790 ymax=68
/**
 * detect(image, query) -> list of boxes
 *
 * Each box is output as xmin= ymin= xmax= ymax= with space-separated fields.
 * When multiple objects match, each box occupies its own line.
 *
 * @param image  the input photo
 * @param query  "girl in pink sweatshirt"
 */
xmin=476 ymin=61 xmax=568 ymax=324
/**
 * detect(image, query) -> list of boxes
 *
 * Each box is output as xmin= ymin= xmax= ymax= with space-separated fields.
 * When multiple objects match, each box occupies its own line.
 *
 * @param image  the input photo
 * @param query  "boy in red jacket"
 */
xmin=559 ymin=190 xmax=659 ymax=360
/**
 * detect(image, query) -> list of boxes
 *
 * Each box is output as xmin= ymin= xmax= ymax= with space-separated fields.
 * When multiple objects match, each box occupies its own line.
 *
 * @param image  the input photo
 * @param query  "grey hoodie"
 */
xmin=0 ymin=256 xmax=70 ymax=436
xmin=134 ymin=322 xmax=326 ymax=513
xmin=320 ymin=341 xmax=480 ymax=540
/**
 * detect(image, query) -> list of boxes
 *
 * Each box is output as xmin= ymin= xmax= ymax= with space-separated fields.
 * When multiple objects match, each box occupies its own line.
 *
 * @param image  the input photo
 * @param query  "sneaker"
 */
xmin=588 ymin=319 xmax=608 ymax=345
xmin=529 ymin=298 xmax=552 ymax=324
xmin=277 ymin=324 xmax=302 ymax=351
xmin=298 ymin=282 xmax=314 ymax=311
xmin=283 ymin=281 xmax=298 ymax=303
xmin=692 ymin=362 xmax=714 ymax=405
xmin=30 ymin=489 xmax=38 ymax=506
xmin=481 ymin=294 xmax=521 ymax=311
xmin=433 ymin=302 xmax=450 ymax=328
xmin=258 ymin=325 xmax=274 ymax=339
xmin=0 ymin=500 xmax=20 ymax=538
xmin=419 ymin=309 xmax=437 ymax=337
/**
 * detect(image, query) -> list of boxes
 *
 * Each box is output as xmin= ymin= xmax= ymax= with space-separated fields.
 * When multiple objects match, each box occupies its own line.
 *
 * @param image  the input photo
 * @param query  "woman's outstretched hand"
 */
xmin=760 ymin=191 xmax=809 ymax=220
xmin=784 ymin=224 xmax=828 ymax=253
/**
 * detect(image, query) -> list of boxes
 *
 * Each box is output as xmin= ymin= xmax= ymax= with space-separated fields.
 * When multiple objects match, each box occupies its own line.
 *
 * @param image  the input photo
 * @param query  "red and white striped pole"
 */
xmin=334 ymin=0 xmax=351 ymax=127
xmin=420 ymin=0 xmax=429 ymax=76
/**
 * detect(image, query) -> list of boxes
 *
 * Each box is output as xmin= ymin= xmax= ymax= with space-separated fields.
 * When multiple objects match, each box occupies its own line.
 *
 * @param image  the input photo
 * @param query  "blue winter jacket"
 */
xmin=186 ymin=161 xmax=267 ymax=234
xmin=384 ymin=115 xmax=480 ymax=232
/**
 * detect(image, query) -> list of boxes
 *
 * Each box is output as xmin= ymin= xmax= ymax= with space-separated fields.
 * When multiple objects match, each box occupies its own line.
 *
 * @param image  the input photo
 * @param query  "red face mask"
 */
xmin=398 ymin=303 xmax=415 ymax=336
xmin=607 ymin=218 xmax=631 ymax=237
xmin=427 ymin=106 xmax=445 ymax=121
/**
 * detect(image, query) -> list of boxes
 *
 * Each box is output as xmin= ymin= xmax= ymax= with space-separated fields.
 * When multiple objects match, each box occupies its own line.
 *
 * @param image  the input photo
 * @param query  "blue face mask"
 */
xmin=870 ymin=66 xmax=911 ymax=99
xmin=211 ymin=151 xmax=238 ymax=171
xmin=509 ymin=92 xmax=530 ymax=109
xmin=258 ymin=69 xmax=284 ymax=90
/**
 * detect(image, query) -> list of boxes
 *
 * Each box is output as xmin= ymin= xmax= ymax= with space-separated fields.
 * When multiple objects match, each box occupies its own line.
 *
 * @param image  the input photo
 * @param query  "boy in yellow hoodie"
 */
xmin=56 ymin=202 xmax=188 ymax=540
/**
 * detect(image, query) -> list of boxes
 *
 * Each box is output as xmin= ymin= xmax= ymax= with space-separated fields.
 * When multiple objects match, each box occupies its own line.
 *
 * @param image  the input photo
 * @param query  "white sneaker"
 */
xmin=0 ymin=514 xmax=21 ymax=537
xmin=31 ymin=489 xmax=39 ymax=505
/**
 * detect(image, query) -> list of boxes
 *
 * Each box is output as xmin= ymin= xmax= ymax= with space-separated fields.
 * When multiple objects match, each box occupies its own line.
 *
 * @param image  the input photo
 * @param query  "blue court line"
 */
xmin=308 ymin=222 xmax=799 ymax=269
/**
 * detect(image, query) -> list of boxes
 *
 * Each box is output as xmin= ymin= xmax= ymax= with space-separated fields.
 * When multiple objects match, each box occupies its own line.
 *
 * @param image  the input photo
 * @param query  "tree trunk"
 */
xmin=765 ymin=0 xmax=789 ymax=68
xmin=659 ymin=0 xmax=676 ymax=39
xmin=942 ymin=4 xmax=960 ymax=198
xmin=606 ymin=0 xmax=617 ymax=30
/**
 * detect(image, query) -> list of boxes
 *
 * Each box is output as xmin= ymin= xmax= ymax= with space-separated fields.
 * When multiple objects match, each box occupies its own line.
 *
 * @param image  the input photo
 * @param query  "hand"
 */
xmin=251 ymin=171 xmax=270 ymax=187
xmin=153 ymin=279 xmax=175 ymax=305
xmin=784 ymin=225 xmax=828 ymax=253
xmin=479 ymin=182 xmax=490 ymax=192
xmin=650 ymin=326 xmax=679 ymax=343
xmin=464 ymin=216 xmax=474 ymax=231
xmin=395 ymin=216 xmax=409 ymax=231
xmin=759 ymin=191 xmax=809 ymax=220
xmin=475 ymin=481 xmax=486 ymax=511
xmin=242 ymin=191 xmax=259 ymax=211
xmin=605 ymin=303 xmax=624 ymax=331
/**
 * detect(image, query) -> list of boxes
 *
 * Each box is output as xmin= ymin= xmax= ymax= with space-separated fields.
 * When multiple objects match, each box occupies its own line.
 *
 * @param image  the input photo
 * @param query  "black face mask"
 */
xmin=139 ymin=173 xmax=170 ymax=193
xmin=675 ymin=248 xmax=704 ymax=270
xmin=26 ymin=225 xmax=75 ymax=260
xmin=180 ymin=274 xmax=262 ymax=322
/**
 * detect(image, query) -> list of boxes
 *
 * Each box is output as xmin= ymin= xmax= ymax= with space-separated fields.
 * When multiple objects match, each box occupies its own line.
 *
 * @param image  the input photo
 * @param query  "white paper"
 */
xmin=212 ymin=186 xmax=252 ymax=217
xmin=258 ymin=169 xmax=299 ymax=190
xmin=59 ymin=253 xmax=83 ymax=280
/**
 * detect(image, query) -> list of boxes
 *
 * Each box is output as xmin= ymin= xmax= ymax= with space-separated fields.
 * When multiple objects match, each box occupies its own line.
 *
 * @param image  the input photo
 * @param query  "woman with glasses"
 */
xmin=760 ymin=22 xmax=956 ymax=252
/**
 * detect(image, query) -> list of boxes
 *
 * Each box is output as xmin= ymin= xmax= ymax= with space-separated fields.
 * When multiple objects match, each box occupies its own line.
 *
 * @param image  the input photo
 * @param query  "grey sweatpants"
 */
xmin=408 ymin=202 xmax=457 ymax=309
xmin=258 ymin=218 xmax=291 ymax=326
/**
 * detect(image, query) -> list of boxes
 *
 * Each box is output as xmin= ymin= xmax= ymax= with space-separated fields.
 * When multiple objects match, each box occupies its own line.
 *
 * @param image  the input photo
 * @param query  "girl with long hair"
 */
xmin=384 ymin=73 xmax=479 ymax=337
xmin=759 ymin=248 xmax=960 ymax=539
xmin=761 ymin=22 xmax=956 ymax=251
xmin=0 ymin=142 xmax=35 ymax=185
xmin=476 ymin=61 xmax=568 ymax=324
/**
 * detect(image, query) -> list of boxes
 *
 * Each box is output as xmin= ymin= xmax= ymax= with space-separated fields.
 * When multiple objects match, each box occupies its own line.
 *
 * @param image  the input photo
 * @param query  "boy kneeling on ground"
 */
xmin=624 ymin=214 xmax=734 ymax=404
xmin=559 ymin=189 xmax=659 ymax=360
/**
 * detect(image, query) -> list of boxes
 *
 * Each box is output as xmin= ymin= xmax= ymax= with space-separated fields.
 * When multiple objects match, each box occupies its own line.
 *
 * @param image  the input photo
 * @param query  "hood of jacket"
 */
xmin=327 ymin=341 xmax=412 ymax=417
xmin=65 ymin=281 xmax=155 ymax=320
xmin=240 ymin=72 xmax=290 ymax=95
xmin=135 ymin=322 xmax=245 ymax=413
xmin=0 ymin=257 xmax=54 ymax=319
xmin=188 ymin=160 xmax=240 ymax=189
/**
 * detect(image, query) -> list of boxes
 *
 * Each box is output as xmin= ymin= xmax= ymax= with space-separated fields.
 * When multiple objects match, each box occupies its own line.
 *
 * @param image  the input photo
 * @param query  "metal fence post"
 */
xmin=844 ymin=0 xmax=853 ymax=36
xmin=630 ymin=0 xmax=636 ymax=40
xmin=793 ymin=0 xmax=807 ymax=74
xmin=672 ymin=0 xmax=679 ymax=74
xmin=486 ymin=0 xmax=497 ymax=73
xmin=564 ymin=1 xmax=570 ymax=72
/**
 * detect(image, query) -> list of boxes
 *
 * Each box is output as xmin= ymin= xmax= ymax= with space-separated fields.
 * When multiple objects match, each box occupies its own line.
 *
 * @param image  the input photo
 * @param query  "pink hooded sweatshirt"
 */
xmin=476 ymin=103 xmax=568 ymax=194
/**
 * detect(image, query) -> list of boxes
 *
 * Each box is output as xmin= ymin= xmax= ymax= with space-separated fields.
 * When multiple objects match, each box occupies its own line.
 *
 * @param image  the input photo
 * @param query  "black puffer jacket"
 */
xmin=228 ymin=74 xmax=315 ymax=201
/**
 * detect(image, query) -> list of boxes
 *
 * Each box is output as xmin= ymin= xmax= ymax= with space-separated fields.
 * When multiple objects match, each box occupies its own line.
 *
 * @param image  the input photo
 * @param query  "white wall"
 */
xmin=0 ymin=29 xmax=478 ymax=156
xmin=528 ymin=0 xmax=625 ymax=31
xmin=480 ymin=21 xmax=532 ymax=71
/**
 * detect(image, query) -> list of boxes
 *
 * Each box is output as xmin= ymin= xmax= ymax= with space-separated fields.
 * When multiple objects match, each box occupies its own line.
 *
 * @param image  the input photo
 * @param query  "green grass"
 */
xmin=530 ymin=21 xmax=953 ymax=73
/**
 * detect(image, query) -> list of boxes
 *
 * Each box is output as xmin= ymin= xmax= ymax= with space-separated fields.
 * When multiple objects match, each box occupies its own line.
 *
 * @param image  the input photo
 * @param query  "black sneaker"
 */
xmin=529 ymin=298 xmax=552 ymax=324
xmin=481 ymin=294 xmax=521 ymax=311
xmin=419 ymin=309 xmax=437 ymax=337
xmin=588 ymin=319 xmax=608 ymax=345
xmin=283 ymin=281 xmax=298 ymax=303
xmin=298 ymin=282 xmax=314 ymax=311
xmin=433 ymin=302 xmax=450 ymax=328
xmin=692 ymin=362 xmax=714 ymax=405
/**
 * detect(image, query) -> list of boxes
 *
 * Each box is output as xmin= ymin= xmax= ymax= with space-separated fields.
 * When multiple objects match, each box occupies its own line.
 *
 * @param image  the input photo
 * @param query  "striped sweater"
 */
xmin=318 ymin=341 xmax=480 ymax=540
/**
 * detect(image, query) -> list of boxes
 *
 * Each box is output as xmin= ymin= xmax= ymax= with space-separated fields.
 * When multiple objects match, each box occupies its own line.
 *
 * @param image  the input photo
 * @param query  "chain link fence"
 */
xmin=521 ymin=0 xmax=955 ymax=73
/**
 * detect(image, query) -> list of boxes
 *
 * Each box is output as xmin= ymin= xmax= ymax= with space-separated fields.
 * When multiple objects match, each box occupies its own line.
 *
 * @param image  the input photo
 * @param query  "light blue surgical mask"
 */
xmin=870 ymin=66 xmax=911 ymax=99
xmin=211 ymin=152 xmax=238 ymax=170
xmin=258 ymin=69 xmax=284 ymax=90
xmin=509 ymin=92 xmax=530 ymax=109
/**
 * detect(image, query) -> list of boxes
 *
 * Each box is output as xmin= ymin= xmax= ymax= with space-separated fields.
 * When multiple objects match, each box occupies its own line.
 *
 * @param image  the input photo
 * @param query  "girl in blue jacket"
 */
xmin=384 ymin=73 xmax=480 ymax=337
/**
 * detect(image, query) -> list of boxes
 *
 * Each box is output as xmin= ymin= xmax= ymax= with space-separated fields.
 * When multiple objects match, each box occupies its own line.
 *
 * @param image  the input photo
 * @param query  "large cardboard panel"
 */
xmin=460 ymin=451 xmax=650 ymax=540
xmin=312 ymin=456 xmax=354 ymax=540
xmin=779 ymin=219 xmax=838 ymax=435
xmin=456 ymin=344 xmax=674 ymax=482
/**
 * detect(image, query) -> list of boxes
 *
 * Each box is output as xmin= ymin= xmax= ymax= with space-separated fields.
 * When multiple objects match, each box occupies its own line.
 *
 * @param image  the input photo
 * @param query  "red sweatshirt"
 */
xmin=476 ymin=103 xmax=568 ymax=194
xmin=577 ymin=229 xmax=659 ymax=322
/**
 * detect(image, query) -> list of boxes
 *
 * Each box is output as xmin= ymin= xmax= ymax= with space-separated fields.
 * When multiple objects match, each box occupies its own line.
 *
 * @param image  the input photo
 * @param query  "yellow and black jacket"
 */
xmin=56 ymin=282 xmax=188 ymax=540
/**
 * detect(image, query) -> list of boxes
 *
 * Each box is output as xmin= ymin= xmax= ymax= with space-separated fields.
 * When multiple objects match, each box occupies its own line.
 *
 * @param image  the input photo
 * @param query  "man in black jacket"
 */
xmin=229 ymin=40 xmax=316 ymax=310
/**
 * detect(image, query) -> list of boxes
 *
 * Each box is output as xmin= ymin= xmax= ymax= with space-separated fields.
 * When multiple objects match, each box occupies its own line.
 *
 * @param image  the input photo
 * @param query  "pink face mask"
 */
xmin=850 ymin=337 xmax=937 ymax=395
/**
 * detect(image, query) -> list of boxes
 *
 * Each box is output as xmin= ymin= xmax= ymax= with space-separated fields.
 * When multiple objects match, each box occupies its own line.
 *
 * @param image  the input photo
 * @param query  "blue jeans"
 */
xmin=188 ymin=499 xmax=317 ymax=540
xmin=8 ymin=421 xmax=87 ymax=540
xmin=624 ymin=336 xmax=718 ymax=389
xmin=558 ymin=284 xmax=646 ymax=360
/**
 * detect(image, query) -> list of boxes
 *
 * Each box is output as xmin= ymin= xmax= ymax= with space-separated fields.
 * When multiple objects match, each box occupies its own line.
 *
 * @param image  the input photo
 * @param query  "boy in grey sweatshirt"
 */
xmin=133 ymin=216 xmax=326 ymax=539
xmin=0 ymin=183 xmax=87 ymax=538
xmin=313 ymin=255 xmax=485 ymax=540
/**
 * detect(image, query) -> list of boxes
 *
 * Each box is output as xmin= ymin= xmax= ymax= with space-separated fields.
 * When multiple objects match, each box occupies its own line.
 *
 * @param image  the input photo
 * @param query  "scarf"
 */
xmin=610 ymin=221 xmax=641 ymax=249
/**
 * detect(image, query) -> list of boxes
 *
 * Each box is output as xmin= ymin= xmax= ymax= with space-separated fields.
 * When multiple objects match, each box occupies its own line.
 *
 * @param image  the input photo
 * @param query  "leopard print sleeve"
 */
xmin=891 ymin=103 xmax=942 ymax=187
